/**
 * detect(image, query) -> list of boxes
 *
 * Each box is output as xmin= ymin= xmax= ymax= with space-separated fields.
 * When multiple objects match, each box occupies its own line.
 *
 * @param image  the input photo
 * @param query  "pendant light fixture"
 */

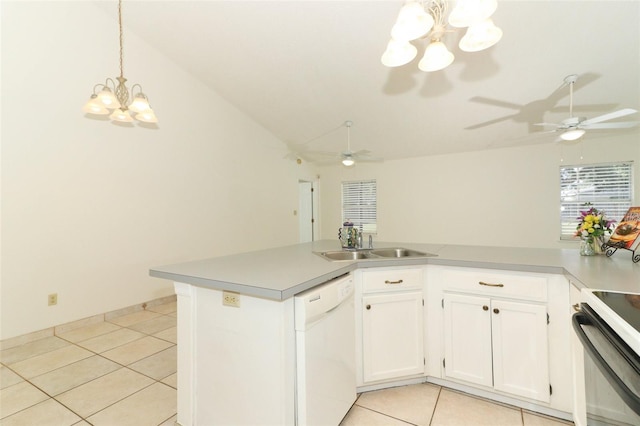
xmin=83 ymin=0 xmax=157 ymax=124
xmin=381 ymin=0 xmax=502 ymax=72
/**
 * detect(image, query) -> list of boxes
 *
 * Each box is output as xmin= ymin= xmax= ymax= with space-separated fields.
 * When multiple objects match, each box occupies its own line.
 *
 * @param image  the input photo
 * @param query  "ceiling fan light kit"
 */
xmin=382 ymin=0 xmax=502 ymax=72
xmin=83 ymin=0 xmax=158 ymax=125
xmin=560 ymin=129 xmax=586 ymax=141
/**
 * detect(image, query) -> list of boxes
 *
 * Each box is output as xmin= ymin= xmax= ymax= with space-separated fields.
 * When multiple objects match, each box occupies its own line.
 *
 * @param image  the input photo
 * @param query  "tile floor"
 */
xmin=341 ymin=384 xmax=573 ymax=426
xmin=1 ymin=300 xmax=572 ymax=426
xmin=0 ymin=302 xmax=178 ymax=426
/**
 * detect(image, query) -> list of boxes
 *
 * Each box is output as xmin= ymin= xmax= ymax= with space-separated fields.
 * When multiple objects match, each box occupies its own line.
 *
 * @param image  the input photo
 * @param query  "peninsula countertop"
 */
xmin=149 ymin=240 xmax=640 ymax=300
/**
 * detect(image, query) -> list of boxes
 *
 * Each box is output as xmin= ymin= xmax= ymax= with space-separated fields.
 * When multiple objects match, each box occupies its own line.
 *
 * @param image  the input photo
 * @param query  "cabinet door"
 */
xmin=443 ymin=293 xmax=493 ymax=387
xmin=491 ymin=299 xmax=550 ymax=402
xmin=362 ymin=291 xmax=424 ymax=383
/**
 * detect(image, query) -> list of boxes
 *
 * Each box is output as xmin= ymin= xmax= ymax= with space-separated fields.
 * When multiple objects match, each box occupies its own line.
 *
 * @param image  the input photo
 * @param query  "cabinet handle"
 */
xmin=384 ymin=279 xmax=404 ymax=285
xmin=366 ymin=304 xmax=371 ymax=310
xmin=482 ymin=305 xmax=489 ymax=311
xmin=493 ymin=308 xmax=500 ymax=314
xmin=479 ymin=281 xmax=504 ymax=288
xmin=572 ymin=303 xmax=581 ymax=312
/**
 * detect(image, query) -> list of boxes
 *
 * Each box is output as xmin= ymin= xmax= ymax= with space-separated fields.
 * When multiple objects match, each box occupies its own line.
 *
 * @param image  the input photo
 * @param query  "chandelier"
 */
xmin=381 ymin=0 xmax=502 ymax=72
xmin=83 ymin=0 xmax=157 ymax=124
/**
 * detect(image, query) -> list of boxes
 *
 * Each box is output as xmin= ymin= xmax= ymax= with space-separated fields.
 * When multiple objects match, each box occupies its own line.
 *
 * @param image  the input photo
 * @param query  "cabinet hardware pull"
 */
xmin=482 ymin=305 xmax=489 ymax=311
xmin=366 ymin=304 xmax=371 ymax=310
xmin=384 ymin=279 xmax=404 ymax=284
xmin=572 ymin=303 xmax=581 ymax=312
xmin=479 ymin=281 xmax=504 ymax=287
xmin=493 ymin=308 xmax=500 ymax=314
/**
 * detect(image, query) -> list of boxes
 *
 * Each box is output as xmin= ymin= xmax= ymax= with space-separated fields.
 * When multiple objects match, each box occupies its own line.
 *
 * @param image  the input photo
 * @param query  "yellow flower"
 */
xmin=584 ymin=215 xmax=595 ymax=223
xmin=588 ymin=228 xmax=595 ymax=233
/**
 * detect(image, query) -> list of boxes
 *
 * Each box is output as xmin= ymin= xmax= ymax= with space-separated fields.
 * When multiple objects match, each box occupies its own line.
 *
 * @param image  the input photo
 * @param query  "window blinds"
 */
xmin=342 ymin=179 xmax=377 ymax=234
xmin=560 ymin=162 xmax=633 ymax=239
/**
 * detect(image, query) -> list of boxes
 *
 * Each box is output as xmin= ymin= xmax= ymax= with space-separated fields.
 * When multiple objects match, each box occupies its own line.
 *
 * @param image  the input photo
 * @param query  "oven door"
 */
xmin=572 ymin=304 xmax=640 ymax=425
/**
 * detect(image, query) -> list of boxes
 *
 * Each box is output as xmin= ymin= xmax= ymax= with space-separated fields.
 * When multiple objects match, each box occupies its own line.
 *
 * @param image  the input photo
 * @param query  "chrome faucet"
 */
xmin=368 ymin=235 xmax=373 ymax=249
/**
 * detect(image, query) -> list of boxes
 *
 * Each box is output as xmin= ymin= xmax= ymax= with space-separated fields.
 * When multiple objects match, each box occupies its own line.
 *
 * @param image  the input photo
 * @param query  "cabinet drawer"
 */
xmin=442 ymin=268 xmax=547 ymax=301
xmin=362 ymin=268 xmax=423 ymax=293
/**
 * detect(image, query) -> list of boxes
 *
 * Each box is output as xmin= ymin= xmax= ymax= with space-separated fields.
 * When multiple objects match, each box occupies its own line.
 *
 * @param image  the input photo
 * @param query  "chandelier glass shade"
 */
xmin=418 ymin=40 xmax=455 ymax=72
xmin=83 ymin=0 xmax=157 ymax=124
xmin=381 ymin=0 xmax=502 ymax=72
xmin=459 ymin=18 xmax=503 ymax=52
xmin=381 ymin=39 xmax=419 ymax=67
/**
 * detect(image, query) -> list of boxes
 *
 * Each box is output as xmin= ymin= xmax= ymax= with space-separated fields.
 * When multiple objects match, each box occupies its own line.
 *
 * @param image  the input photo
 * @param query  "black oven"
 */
xmin=572 ymin=291 xmax=640 ymax=426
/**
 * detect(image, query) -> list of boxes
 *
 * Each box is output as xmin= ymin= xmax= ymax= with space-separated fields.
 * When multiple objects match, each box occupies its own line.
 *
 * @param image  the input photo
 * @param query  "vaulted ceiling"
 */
xmin=97 ymin=1 xmax=640 ymax=162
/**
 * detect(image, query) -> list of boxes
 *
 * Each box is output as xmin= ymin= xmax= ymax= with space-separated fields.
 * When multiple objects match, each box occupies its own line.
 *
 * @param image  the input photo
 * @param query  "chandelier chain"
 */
xmin=118 ymin=0 xmax=124 ymax=78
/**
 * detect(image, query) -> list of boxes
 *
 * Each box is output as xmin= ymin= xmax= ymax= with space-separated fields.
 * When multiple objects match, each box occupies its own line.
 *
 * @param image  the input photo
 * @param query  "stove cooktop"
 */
xmin=592 ymin=291 xmax=640 ymax=335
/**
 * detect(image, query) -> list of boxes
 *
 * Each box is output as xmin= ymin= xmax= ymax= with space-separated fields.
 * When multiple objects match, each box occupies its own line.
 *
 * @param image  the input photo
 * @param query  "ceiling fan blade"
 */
xmin=351 ymin=149 xmax=372 ymax=157
xmin=357 ymin=157 xmax=384 ymax=163
xmin=581 ymin=121 xmax=639 ymax=129
xmin=581 ymin=108 xmax=638 ymax=125
xmin=548 ymin=103 xmax=618 ymax=114
xmin=533 ymin=122 xmax=560 ymax=127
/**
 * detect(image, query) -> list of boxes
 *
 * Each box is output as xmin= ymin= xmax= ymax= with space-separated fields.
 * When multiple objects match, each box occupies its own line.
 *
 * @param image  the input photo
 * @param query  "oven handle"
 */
xmin=572 ymin=311 xmax=640 ymax=416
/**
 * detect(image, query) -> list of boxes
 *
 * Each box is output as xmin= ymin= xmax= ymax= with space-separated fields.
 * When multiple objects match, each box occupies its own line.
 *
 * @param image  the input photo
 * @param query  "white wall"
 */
xmin=0 ymin=2 xmax=316 ymax=340
xmin=319 ymin=134 xmax=640 ymax=248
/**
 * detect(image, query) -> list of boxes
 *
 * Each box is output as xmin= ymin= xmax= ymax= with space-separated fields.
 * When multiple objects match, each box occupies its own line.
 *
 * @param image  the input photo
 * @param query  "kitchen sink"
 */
xmin=315 ymin=247 xmax=436 ymax=262
xmin=317 ymin=250 xmax=377 ymax=261
xmin=369 ymin=248 xmax=432 ymax=258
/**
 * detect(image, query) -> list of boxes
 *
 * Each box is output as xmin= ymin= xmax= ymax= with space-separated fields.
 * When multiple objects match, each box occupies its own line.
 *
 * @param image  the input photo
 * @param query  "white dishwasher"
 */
xmin=294 ymin=273 xmax=356 ymax=426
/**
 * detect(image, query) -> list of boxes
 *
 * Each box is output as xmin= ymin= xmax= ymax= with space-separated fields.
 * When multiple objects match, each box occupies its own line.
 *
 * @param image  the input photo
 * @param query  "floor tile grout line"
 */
xmin=352 ymin=404 xmax=417 ymax=425
xmin=427 ymin=384 xmax=442 ymax=426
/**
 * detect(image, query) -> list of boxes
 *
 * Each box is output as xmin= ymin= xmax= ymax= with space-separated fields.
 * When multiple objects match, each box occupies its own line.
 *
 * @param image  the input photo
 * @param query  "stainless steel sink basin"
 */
xmin=318 ymin=250 xmax=377 ymax=261
xmin=315 ymin=247 xmax=436 ymax=261
xmin=369 ymin=248 xmax=432 ymax=258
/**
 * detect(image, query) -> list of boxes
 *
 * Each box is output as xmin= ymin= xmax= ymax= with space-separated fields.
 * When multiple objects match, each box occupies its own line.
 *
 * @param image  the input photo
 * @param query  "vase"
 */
xmin=593 ymin=236 xmax=605 ymax=255
xmin=580 ymin=239 xmax=595 ymax=256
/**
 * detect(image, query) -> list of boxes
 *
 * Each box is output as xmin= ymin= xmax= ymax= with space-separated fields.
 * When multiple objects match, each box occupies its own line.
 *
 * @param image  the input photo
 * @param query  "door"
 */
xmin=362 ymin=291 xmax=424 ymax=382
xmin=443 ymin=293 xmax=493 ymax=387
xmin=491 ymin=299 xmax=550 ymax=402
xmin=298 ymin=181 xmax=315 ymax=243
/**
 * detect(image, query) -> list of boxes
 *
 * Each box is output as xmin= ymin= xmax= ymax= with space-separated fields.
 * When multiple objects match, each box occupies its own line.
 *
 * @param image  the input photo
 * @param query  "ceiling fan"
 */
xmin=534 ymin=74 xmax=638 ymax=141
xmin=288 ymin=121 xmax=382 ymax=166
xmin=337 ymin=121 xmax=383 ymax=166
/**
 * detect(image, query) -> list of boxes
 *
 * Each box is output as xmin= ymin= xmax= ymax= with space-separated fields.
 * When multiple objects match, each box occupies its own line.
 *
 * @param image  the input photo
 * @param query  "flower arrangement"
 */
xmin=575 ymin=203 xmax=616 ymax=243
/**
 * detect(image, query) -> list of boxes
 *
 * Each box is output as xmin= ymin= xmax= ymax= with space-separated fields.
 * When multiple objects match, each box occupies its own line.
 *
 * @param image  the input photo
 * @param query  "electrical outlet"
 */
xmin=222 ymin=291 xmax=240 ymax=308
xmin=48 ymin=293 xmax=58 ymax=306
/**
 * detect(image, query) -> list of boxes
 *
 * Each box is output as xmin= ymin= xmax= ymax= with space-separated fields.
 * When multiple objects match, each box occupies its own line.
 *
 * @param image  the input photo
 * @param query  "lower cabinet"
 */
xmin=357 ymin=267 xmax=425 ymax=385
xmin=362 ymin=291 xmax=424 ymax=383
xmin=443 ymin=293 xmax=550 ymax=402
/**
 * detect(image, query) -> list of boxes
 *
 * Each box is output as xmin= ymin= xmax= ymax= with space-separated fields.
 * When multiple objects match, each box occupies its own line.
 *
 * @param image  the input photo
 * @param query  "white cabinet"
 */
xmin=441 ymin=268 xmax=551 ymax=403
xmin=358 ymin=267 xmax=425 ymax=384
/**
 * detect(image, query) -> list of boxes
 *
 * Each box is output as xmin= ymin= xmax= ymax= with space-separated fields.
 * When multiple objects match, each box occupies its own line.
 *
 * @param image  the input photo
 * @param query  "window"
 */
xmin=560 ymin=162 xmax=633 ymax=239
xmin=342 ymin=179 xmax=377 ymax=234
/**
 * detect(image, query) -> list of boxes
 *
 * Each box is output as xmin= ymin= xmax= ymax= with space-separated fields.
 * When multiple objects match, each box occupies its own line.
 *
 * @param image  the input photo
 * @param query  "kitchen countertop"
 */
xmin=149 ymin=240 xmax=640 ymax=300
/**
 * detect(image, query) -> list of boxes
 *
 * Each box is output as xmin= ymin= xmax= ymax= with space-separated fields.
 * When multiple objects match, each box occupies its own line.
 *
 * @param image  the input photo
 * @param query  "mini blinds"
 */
xmin=342 ymin=179 xmax=377 ymax=234
xmin=560 ymin=162 xmax=634 ymax=239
